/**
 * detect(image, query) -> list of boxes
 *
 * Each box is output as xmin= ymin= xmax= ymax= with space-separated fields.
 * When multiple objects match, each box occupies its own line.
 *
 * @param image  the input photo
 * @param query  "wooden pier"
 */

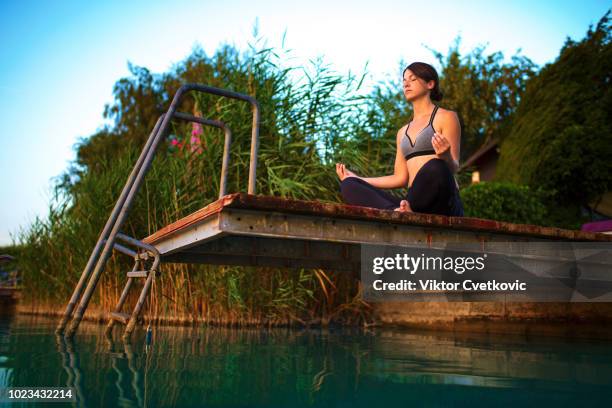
xmin=140 ymin=193 xmax=612 ymax=338
xmin=142 ymin=192 xmax=612 ymax=266
xmin=56 ymin=84 xmax=612 ymax=341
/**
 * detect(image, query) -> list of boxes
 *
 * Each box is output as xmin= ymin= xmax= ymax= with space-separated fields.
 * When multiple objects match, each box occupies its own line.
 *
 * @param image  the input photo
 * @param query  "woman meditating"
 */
xmin=336 ymin=62 xmax=464 ymax=217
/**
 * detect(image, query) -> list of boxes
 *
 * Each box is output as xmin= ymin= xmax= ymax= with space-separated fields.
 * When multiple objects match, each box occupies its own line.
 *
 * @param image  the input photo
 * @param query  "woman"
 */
xmin=336 ymin=62 xmax=464 ymax=217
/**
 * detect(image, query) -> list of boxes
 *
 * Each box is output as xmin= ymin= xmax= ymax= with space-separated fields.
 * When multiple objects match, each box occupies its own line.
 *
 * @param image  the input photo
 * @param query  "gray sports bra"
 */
xmin=400 ymin=105 xmax=439 ymax=160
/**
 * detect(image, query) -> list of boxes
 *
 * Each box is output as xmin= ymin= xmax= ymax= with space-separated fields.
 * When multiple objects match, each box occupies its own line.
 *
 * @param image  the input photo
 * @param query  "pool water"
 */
xmin=1 ymin=313 xmax=612 ymax=407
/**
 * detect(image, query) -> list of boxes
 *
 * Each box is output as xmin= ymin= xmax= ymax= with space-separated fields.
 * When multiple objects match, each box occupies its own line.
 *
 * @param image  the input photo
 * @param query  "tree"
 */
xmin=496 ymin=11 xmax=612 ymax=213
xmin=428 ymin=37 xmax=537 ymax=161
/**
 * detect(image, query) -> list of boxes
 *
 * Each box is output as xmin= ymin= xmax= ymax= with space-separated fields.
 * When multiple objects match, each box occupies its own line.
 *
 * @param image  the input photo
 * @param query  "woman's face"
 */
xmin=402 ymin=69 xmax=433 ymax=102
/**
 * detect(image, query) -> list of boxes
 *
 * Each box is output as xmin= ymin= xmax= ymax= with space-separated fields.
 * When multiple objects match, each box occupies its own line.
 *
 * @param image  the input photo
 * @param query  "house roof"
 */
xmin=459 ymin=138 xmax=500 ymax=171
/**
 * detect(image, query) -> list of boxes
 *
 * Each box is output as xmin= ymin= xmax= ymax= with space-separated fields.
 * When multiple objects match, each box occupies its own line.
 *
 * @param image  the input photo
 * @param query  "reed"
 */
xmin=13 ymin=32 xmax=545 ymax=326
xmin=14 ymin=38 xmax=387 ymax=327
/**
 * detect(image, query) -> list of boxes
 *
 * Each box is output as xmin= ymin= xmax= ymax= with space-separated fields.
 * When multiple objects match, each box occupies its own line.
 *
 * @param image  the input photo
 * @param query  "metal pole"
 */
xmin=173 ymin=112 xmax=232 ymax=198
xmin=220 ymin=122 xmax=232 ymax=197
xmin=111 ymin=243 xmax=137 ymax=258
xmin=176 ymin=84 xmax=260 ymax=194
xmin=63 ymin=84 xmax=259 ymax=337
xmin=64 ymin=88 xmax=185 ymax=338
xmin=104 ymin=260 xmax=139 ymax=337
xmin=122 ymin=270 xmax=155 ymax=342
xmin=247 ymin=102 xmax=260 ymax=195
xmin=116 ymin=233 xmax=161 ymax=262
xmin=116 ymin=234 xmax=161 ymax=342
xmin=55 ymin=115 xmax=165 ymax=335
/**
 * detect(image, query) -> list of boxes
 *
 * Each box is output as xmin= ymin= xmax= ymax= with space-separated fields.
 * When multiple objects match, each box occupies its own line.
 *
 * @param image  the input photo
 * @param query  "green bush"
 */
xmin=496 ymin=12 xmax=612 ymax=208
xmin=460 ymin=181 xmax=548 ymax=225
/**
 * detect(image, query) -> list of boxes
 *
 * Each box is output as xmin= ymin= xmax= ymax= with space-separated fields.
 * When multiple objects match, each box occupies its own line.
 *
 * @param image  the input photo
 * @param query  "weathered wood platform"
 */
xmin=142 ymin=193 xmax=612 ymax=271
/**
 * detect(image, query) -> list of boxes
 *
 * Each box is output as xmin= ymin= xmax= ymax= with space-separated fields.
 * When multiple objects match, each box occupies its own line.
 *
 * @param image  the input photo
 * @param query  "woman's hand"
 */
xmin=432 ymin=130 xmax=460 ymax=173
xmin=336 ymin=163 xmax=360 ymax=181
xmin=432 ymin=132 xmax=451 ymax=158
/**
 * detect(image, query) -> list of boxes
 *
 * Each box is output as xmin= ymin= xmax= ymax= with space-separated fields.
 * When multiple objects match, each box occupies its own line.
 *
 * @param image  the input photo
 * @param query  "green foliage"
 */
xmin=496 ymin=11 xmax=612 ymax=209
xmin=461 ymin=181 xmax=548 ymax=225
xmin=15 ymin=36 xmax=372 ymax=324
xmin=14 ymin=15 xmax=609 ymax=323
xmin=426 ymin=37 xmax=537 ymax=160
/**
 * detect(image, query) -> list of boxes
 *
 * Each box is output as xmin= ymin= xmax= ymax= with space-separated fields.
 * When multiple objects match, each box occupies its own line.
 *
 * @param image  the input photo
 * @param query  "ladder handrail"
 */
xmin=173 ymin=112 xmax=233 ymax=198
xmin=59 ymin=84 xmax=260 ymax=338
xmin=115 ymin=233 xmax=160 ymax=273
xmin=175 ymin=84 xmax=261 ymax=195
xmin=111 ymin=243 xmax=137 ymax=259
xmin=55 ymin=115 xmax=165 ymax=335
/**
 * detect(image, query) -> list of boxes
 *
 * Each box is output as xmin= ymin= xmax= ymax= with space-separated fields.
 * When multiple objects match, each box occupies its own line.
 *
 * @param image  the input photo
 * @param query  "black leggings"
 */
xmin=339 ymin=158 xmax=464 ymax=216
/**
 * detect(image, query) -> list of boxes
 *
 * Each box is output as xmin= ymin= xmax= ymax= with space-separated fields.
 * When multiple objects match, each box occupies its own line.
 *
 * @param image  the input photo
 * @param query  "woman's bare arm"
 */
xmin=433 ymin=110 xmax=461 ymax=173
xmin=360 ymin=129 xmax=409 ymax=189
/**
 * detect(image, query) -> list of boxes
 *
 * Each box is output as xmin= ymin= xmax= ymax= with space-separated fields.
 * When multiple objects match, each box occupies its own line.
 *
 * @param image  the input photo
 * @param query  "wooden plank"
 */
xmin=148 ymin=216 xmax=224 ymax=256
xmin=143 ymin=194 xmax=612 ymax=246
xmin=163 ymin=252 xmax=359 ymax=272
xmin=142 ymin=195 xmax=232 ymax=245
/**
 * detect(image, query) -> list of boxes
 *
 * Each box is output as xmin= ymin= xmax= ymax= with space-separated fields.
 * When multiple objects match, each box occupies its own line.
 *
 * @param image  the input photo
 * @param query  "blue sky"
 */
xmin=0 ymin=0 xmax=609 ymax=245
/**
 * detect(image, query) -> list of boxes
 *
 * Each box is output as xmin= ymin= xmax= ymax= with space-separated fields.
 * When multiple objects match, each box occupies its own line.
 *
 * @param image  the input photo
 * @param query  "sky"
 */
xmin=0 ymin=0 xmax=609 ymax=246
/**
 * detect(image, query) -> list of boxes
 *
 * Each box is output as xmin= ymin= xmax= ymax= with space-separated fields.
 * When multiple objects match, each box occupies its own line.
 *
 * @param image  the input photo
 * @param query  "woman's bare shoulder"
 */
xmin=432 ymin=107 xmax=460 ymax=136
xmin=436 ymin=106 xmax=460 ymax=122
xmin=395 ymin=123 xmax=409 ymax=141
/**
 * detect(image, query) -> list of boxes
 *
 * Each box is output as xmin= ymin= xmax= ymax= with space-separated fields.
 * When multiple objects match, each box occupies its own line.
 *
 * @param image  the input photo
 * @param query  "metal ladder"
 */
xmin=55 ymin=84 xmax=261 ymax=341
xmin=105 ymin=233 xmax=161 ymax=341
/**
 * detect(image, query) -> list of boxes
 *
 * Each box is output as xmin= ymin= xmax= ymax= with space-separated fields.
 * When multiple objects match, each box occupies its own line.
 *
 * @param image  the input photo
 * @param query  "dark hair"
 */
xmin=403 ymin=62 xmax=443 ymax=101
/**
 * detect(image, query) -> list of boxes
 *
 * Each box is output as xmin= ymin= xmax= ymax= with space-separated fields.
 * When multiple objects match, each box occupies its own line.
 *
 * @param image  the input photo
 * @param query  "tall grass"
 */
xmin=14 ymin=38 xmax=392 ymax=326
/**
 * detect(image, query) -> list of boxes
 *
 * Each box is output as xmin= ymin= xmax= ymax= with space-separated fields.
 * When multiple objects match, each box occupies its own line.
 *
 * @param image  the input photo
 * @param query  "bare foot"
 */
xmin=394 ymin=200 xmax=412 ymax=212
xmin=335 ymin=163 xmax=359 ymax=181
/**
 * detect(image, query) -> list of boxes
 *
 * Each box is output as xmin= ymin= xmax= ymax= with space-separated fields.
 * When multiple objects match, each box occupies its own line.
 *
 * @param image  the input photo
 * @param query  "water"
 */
xmin=1 ymin=313 xmax=612 ymax=407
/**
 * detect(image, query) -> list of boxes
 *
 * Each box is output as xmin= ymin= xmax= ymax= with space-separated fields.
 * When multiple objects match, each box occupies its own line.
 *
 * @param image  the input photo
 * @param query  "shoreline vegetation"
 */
xmin=3 ymin=12 xmax=611 ymax=327
xmin=14 ymin=301 xmax=376 ymax=329
xmin=12 ymin=299 xmax=612 ymax=341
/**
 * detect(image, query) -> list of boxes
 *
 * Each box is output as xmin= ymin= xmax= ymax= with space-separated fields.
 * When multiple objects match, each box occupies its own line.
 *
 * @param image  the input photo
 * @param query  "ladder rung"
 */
xmin=127 ymin=271 xmax=148 ymax=278
xmin=110 ymin=312 xmax=131 ymax=324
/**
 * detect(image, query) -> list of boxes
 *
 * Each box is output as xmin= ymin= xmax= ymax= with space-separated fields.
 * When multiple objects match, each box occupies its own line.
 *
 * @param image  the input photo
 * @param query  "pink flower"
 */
xmin=192 ymin=122 xmax=203 ymax=136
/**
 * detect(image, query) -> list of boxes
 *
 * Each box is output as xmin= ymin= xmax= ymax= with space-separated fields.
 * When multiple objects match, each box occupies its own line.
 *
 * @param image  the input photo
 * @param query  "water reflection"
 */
xmin=55 ymin=335 xmax=85 ymax=407
xmin=104 ymin=340 xmax=144 ymax=408
xmin=0 ymin=314 xmax=611 ymax=407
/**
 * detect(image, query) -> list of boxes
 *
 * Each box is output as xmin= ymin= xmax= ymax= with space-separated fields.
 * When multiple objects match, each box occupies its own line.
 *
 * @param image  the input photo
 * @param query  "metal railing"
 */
xmin=56 ymin=84 xmax=260 ymax=338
